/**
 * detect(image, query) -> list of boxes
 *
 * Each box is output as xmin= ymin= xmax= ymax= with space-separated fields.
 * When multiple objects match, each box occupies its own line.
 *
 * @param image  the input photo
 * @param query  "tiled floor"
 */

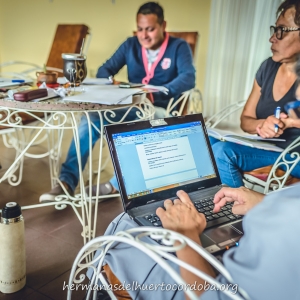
xmin=0 ymin=129 xmax=123 ymax=300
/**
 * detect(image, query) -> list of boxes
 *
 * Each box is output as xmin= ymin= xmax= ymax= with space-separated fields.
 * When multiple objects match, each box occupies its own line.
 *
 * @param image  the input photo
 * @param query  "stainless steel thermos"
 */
xmin=0 ymin=202 xmax=26 ymax=293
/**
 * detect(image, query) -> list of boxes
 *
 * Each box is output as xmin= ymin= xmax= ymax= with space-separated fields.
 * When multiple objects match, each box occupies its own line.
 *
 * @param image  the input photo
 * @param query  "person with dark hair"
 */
xmin=39 ymin=2 xmax=195 ymax=202
xmin=156 ymin=183 xmax=300 ymax=299
xmin=97 ymin=1 xmax=195 ymax=112
xmin=210 ymin=0 xmax=300 ymax=188
xmin=137 ymin=1 xmax=165 ymax=25
xmin=88 ymin=1 xmax=300 ymax=299
xmin=97 ymin=47 xmax=300 ymax=295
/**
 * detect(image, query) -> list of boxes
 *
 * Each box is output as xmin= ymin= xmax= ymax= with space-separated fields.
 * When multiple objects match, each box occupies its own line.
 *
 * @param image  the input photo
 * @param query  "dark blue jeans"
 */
xmin=209 ymin=137 xmax=300 ymax=187
xmin=59 ymin=108 xmax=140 ymax=191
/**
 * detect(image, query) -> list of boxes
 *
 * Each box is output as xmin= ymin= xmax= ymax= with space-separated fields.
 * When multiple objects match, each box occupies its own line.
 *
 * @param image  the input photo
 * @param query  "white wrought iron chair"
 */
xmin=205 ymin=100 xmax=246 ymax=129
xmin=165 ymin=88 xmax=203 ymax=116
xmin=0 ymin=110 xmax=53 ymax=186
xmin=68 ymin=227 xmax=248 ymax=300
xmin=243 ymin=136 xmax=300 ymax=194
xmin=0 ymin=108 xmax=71 ymax=188
xmin=204 ymin=100 xmax=300 ymax=194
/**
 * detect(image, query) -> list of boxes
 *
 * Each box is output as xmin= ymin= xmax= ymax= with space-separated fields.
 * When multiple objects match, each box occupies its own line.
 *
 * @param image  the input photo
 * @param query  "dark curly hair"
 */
xmin=137 ymin=2 xmax=164 ymax=25
xmin=277 ymin=0 xmax=300 ymax=26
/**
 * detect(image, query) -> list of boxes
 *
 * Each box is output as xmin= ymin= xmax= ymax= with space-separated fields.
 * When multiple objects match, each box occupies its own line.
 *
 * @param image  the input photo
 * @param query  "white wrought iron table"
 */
xmin=0 ymin=94 xmax=155 ymax=244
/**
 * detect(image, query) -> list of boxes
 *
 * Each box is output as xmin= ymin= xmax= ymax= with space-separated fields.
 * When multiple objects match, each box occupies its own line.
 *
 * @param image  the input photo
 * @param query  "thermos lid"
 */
xmin=1 ymin=202 xmax=22 ymax=219
xmin=62 ymin=53 xmax=86 ymax=60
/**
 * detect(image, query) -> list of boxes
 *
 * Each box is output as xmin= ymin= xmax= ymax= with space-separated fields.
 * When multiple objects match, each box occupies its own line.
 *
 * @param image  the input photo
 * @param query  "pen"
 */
xmin=12 ymin=79 xmax=25 ymax=83
xmin=274 ymin=106 xmax=281 ymax=133
xmin=108 ymin=76 xmax=114 ymax=84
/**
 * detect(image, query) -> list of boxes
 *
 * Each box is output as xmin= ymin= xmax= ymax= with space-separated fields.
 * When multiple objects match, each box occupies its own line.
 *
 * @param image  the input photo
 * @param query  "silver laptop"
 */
xmin=105 ymin=114 xmax=243 ymax=254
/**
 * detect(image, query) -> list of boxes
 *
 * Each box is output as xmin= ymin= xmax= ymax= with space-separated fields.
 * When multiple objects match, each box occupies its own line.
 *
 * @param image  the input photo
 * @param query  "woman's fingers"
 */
xmin=176 ymin=190 xmax=193 ymax=205
xmin=164 ymin=199 xmax=173 ymax=210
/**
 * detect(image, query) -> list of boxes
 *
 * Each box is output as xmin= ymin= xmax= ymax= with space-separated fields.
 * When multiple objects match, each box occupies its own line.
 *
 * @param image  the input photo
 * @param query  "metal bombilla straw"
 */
xmin=80 ymin=38 xmax=85 ymax=56
xmin=66 ymin=38 xmax=85 ymax=95
xmin=66 ymin=60 xmax=76 ymax=95
xmin=68 ymin=69 xmax=76 ymax=95
xmin=79 ymin=38 xmax=85 ymax=92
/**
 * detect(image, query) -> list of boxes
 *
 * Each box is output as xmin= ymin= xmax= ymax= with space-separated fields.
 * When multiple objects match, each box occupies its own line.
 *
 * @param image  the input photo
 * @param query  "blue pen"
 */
xmin=12 ymin=79 xmax=25 ymax=83
xmin=274 ymin=106 xmax=281 ymax=133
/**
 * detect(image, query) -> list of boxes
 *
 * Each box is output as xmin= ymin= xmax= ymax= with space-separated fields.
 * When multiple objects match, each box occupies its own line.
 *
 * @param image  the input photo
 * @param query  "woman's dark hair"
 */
xmin=277 ymin=0 xmax=300 ymax=26
xmin=137 ymin=2 xmax=164 ymax=24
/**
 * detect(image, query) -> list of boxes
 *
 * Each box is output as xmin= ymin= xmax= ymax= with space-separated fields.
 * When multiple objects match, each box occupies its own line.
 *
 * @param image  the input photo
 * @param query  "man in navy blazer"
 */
xmin=40 ymin=2 xmax=196 ymax=202
xmin=97 ymin=2 xmax=195 ymax=110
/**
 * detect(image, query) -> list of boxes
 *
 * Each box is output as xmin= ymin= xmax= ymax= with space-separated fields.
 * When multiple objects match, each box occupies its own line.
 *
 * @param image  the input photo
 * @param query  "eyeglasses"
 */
xmin=270 ymin=25 xmax=300 ymax=40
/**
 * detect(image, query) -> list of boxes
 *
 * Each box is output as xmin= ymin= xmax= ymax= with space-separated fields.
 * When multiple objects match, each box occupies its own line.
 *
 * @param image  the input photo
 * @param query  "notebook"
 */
xmin=0 ymin=78 xmax=33 ymax=89
xmin=105 ymin=114 xmax=244 ymax=254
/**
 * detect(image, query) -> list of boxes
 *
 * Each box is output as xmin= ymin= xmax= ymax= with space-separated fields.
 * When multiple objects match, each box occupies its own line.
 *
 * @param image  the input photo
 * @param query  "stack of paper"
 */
xmin=57 ymin=77 xmax=112 ymax=85
xmin=63 ymin=85 xmax=144 ymax=105
xmin=82 ymin=78 xmax=112 ymax=85
xmin=142 ymin=85 xmax=169 ymax=95
xmin=0 ymin=77 xmax=33 ymax=88
xmin=207 ymin=128 xmax=284 ymax=152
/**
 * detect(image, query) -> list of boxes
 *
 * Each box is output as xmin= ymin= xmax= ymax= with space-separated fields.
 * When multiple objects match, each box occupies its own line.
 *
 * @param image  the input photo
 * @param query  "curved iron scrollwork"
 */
xmin=68 ymin=227 xmax=249 ymax=300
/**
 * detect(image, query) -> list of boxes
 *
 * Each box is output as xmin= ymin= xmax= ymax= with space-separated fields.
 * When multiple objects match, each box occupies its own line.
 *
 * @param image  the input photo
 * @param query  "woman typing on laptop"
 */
xmin=91 ymin=1 xmax=300 ymax=299
xmin=100 ymin=183 xmax=300 ymax=299
xmin=158 ymin=4 xmax=300 ymax=295
xmin=157 ymin=183 xmax=300 ymax=299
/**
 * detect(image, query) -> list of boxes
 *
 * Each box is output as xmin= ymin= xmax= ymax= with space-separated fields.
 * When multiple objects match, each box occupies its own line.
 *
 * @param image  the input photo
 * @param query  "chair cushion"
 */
xmin=244 ymin=165 xmax=300 ymax=186
xmin=102 ymin=264 xmax=131 ymax=299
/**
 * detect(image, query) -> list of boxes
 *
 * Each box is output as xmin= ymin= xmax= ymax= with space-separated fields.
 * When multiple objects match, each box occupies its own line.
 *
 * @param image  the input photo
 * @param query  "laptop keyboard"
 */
xmin=143 ymin=196 xmax=242 ymax=228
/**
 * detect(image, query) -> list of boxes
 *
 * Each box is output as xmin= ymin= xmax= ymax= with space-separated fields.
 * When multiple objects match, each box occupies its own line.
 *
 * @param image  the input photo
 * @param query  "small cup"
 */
xmin=62 ymin=53 xmax=87 ymax=86
xmin=36 ymin=71 xmax=58 ymax=84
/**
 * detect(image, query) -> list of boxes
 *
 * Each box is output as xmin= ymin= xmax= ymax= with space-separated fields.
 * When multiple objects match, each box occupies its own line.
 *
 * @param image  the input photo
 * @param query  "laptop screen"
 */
xmin=111 ymin=120 xmax=217 ymax=199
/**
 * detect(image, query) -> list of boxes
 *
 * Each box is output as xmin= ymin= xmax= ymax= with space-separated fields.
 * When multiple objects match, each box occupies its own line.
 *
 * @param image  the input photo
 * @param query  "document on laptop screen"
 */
xmin=136 ymin=137 xmax=197 ymax=189
xmin=112 ymin=121 xmax=217 ymax=199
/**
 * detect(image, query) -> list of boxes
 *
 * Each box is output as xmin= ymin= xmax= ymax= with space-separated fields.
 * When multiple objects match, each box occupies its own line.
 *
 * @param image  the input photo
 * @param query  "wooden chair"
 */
xmin=168 ymin=31 xmax=199 ymax=59
xmin=0 ymin=24 xmax=90 ymax=79
xmin=46 ymin=24 xmax=90 ymax=76
xmin=0 ymin=24 xmax=90 ymax=185
xmin=167 ymin=32 xmax=201 ymax=116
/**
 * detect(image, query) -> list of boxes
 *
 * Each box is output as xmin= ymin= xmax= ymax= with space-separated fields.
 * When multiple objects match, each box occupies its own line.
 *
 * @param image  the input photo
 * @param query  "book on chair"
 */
xmin=207 ymin=128 xmax=284 ymax=152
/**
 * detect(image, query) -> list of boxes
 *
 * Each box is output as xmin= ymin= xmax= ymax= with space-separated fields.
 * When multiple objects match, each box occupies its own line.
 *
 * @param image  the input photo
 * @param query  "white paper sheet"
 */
xmin=57 ymin=77 xmax=112 ymax=85
xmin=143 ymin=85 xmax=169 ymax=95
xmin=82 ymin=78 xmax=112 ymax=85
xmin=62 ymin=85 xmax=144 ymax=105
xmin=57 ymin=77 xmax=68 ymax=84
xmin=0 ymin=77 xmax=33 ymax=88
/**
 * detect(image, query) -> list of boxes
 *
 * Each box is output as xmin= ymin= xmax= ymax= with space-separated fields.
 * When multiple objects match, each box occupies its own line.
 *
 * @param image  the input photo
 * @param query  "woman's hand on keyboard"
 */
xmin=213 ymin=187 xmax=264 ymax=215
xmin=156 ymin=190 xmax=206 ymax=242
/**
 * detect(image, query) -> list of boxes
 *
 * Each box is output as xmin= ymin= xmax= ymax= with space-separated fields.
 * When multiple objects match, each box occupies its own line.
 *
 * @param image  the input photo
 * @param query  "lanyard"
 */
xmin=141 ymin=32 xmax=169 ymax=85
